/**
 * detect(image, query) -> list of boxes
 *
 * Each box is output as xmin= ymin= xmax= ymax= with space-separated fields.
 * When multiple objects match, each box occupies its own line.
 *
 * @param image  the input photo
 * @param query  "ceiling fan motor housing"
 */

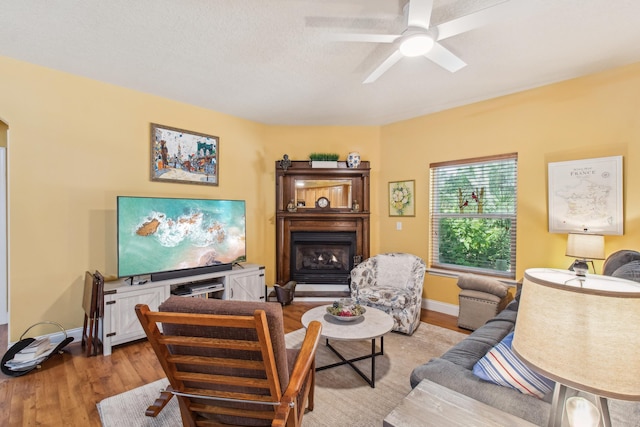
xmin=399 ymin=28 xmax=436 ymax=56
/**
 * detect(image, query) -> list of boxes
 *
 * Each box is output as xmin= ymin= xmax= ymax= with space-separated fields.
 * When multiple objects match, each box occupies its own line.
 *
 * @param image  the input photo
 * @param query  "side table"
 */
xmin=384 ymin=379 xmax=537 ymax=427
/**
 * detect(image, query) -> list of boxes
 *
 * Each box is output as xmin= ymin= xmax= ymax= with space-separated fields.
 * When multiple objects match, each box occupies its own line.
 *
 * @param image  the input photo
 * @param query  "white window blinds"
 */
xmin=430 ymin=153 xmax=517 ymax=278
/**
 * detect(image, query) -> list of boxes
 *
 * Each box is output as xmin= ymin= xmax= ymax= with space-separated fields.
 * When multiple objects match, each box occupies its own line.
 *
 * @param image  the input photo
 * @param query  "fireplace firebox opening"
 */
xmin=291 ymin=231 xmax=357 ymax=284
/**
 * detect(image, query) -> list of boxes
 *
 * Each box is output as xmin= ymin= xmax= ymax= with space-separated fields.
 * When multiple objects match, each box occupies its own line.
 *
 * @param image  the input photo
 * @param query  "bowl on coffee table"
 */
xmin=326 ymin=299 xmax=366 ymax=322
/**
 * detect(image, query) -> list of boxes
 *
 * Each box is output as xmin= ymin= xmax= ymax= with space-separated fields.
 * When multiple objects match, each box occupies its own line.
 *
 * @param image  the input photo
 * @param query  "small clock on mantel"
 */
xmin=315 ymin=197 xmax=330 ymax=209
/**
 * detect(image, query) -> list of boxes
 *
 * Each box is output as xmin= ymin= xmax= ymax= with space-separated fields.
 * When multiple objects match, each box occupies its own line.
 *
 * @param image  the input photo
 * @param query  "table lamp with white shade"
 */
xmin=565 ymin=233 xmax=605 ymax=276
xmin=512 ymin=268 xmax=640 ymax=427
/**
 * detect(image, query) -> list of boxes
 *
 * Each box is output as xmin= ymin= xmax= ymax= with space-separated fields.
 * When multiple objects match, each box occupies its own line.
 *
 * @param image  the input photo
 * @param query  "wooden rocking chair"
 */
xmin=135 ymin=296 xmax=322 ymax=427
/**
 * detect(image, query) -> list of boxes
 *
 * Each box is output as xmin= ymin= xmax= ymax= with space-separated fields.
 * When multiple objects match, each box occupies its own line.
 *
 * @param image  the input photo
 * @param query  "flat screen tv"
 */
xmin=117 ymin=196 xmax=246 ymax=281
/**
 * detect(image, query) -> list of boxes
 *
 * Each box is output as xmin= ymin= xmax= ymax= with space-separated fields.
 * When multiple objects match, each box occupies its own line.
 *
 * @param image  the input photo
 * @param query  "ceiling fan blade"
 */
xmin=407 ymin=0 xmax=434 ymax=29
xmin=329 ymin=33 xmax=400 ymax=43
xmin=435 ymin=0 xmax=511 ymax=40
xmin=363 ymin=49 xmax=404 ymax=84
xmin=424 ymin=43 xmax=466 ymax=72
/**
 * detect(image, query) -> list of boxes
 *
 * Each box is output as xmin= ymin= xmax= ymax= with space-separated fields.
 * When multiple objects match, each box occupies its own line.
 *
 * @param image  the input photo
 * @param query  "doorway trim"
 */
xmin=0 ymin=145 xmax=7 ymax=324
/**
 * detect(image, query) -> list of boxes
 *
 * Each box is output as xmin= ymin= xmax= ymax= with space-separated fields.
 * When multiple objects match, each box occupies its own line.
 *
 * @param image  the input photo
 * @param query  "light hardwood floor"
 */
xmin=0 ymin=303 xmax=468 ymax=427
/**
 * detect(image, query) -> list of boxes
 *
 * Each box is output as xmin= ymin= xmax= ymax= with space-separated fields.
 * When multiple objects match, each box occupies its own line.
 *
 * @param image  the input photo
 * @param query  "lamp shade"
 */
xmin=565 ymin=233 xmax=605 ymax=260
xmin=512 ymin=268 xmax=640 ymax=400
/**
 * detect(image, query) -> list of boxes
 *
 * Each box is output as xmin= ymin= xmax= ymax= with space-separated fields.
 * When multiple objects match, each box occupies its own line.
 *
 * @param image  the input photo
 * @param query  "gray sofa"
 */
xmin=410 ymin=258 xmax=640 ymax=426
xmin=410 ymin=299 xmax=554 ymax=425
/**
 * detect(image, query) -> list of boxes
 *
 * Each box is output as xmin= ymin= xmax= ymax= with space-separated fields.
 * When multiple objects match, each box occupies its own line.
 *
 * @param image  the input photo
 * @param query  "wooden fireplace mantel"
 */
xmin=275 ymin=160 xmax=370 ymax=285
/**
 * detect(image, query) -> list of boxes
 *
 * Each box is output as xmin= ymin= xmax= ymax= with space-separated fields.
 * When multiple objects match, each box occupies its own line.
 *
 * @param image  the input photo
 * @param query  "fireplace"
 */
xmin=291 ymin=232 xmax=356 ymax=284
xmin=275 ymin=160 xmax=370 ymax=288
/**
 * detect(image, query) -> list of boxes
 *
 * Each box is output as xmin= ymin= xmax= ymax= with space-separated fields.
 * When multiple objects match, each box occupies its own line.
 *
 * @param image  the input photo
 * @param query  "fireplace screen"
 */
xmin=290 ymin=232 xmax=356 ymax=284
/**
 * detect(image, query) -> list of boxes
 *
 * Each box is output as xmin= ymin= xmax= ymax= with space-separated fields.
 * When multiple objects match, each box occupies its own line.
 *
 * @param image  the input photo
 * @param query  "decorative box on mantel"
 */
xmin=311 ymin=161 xmax=339 ymax=168
xmin=275 ymin=160 xmax=370 ymax=286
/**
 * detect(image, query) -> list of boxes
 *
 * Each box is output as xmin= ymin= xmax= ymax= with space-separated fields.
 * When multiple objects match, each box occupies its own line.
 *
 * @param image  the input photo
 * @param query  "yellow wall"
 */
xmin=0 ymin=56 xmax=272 ymax=338
xmin=1 ymin=54 xmax=639 ymax=338
xmin=0 ymin=56 xmax=382 ymax=339
xmin=379 ymin=63 xmax=640 ymax=305
xmin=262 ymin=125 xmax=383 ymax=255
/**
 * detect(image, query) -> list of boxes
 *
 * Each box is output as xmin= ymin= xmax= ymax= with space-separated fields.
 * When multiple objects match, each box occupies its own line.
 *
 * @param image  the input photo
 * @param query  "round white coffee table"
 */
xmin=301 ymin=304 xmax=394 ymax=388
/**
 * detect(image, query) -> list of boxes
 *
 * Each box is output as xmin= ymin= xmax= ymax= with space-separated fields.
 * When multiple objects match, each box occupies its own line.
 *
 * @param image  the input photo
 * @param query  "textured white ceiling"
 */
xmin=2 ymin=0 xmax=640 ymax=125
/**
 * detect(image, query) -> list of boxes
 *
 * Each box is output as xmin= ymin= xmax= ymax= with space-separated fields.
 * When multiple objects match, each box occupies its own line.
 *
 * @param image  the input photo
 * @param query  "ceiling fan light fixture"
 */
xmin=399 ymin=33 xmax=434 ymax=57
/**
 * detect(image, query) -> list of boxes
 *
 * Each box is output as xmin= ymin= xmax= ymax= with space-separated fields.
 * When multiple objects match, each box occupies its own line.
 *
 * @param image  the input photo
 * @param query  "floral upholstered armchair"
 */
xmin=350 ymin=253 xmax=426 ymax=335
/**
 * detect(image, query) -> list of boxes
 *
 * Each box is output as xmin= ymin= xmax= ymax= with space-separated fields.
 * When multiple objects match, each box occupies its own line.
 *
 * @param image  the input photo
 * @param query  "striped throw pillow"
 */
xmin=472 ymin=332 xmax=555 ymax=398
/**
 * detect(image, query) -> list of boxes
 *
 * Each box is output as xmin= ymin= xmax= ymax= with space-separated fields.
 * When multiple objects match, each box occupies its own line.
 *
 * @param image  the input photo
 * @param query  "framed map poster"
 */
xmin=548 ymin=156 xmax=623 ymax=234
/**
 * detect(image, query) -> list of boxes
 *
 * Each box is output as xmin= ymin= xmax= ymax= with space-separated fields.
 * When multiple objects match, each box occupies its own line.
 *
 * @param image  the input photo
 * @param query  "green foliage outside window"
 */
xmin=438 ymin=218 xmax=511 ymax=271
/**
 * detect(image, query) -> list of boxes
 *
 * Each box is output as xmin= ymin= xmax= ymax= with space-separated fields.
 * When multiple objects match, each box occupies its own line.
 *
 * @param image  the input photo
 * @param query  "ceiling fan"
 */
xmin=333 ymin=0 xmax=513 ymax=83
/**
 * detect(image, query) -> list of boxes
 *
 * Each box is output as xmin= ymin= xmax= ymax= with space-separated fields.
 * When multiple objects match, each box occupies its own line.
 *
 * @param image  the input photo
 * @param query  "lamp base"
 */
xmin=547 ymin=383 xmax=611 ymax=427
xmin=566 ymin=397 xmax=600 ymax=427
xmin=568 ymin=259 xmax=593 ymax=276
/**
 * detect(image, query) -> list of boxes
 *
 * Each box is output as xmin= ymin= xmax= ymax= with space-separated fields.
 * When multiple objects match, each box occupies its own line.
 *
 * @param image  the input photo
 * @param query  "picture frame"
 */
xmin=548 ymin=155 xmax=623 ymax=234
xmin=389 ymin=180 xmax=415 ymax=217
xmin=150 ymin=123 xmax=219 ymax=186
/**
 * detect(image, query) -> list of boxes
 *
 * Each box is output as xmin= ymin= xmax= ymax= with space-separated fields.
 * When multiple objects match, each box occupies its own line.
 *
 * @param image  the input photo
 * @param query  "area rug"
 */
xmin=97 ymin=322 xmax=466 ymax=426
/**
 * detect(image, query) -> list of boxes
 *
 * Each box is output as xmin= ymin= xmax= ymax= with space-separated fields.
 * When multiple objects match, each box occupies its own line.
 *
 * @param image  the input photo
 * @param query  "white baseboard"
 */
xmin=9 ymin=326 xmax=83 ymax=348
xmin=64 ymin=327 xmax=84 ymax=343
xmin=266 ymin=284 xmax=350 ymax=303
xmin=422 ymin=298 xmax=459 ymax=317
xmin=265 ymin=286 xmax=460 ymax=318
xmin=10 ymin=301 xmax=458 ymax=347
xmin=293 ymin=284 xmax=350 ymax=292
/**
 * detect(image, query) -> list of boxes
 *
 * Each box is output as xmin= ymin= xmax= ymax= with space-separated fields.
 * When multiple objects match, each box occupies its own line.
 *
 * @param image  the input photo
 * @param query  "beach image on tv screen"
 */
xmin=118 ymin=197 xmax=246 ymax=277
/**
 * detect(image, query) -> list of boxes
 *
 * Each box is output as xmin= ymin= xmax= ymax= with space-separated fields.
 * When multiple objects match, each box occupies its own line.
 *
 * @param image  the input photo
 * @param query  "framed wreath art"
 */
xmin=389 ymin=180 xmax=415 ymax=217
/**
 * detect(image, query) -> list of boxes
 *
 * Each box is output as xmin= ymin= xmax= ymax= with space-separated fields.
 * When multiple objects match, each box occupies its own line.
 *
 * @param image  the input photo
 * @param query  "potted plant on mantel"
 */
xmin=309 ymin=153 xmax=339 ymax=168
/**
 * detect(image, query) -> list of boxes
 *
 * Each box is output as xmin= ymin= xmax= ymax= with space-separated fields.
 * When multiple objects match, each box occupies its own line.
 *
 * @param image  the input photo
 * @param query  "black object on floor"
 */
xmin=274 ymin=280 xmax=297 ymax=305
xmin=1 ymin=321 xmax=74 ymax=377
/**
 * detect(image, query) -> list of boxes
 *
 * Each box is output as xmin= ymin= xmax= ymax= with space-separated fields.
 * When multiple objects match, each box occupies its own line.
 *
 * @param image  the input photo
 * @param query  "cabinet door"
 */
xmin=228 ymin=271 xmax=265 ymax=301
xmin=105 ymin=286 xmax=167 ymax=345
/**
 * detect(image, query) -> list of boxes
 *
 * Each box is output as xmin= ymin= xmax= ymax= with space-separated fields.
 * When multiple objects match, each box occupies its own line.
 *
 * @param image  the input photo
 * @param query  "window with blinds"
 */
xmin=430 ymin=153 xmax=517 ymax=278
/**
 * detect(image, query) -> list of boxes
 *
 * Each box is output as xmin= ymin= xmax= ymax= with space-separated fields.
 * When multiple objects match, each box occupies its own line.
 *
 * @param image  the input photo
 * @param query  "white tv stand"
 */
xmin=102 ymin=263 xmax=265 ymax=355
